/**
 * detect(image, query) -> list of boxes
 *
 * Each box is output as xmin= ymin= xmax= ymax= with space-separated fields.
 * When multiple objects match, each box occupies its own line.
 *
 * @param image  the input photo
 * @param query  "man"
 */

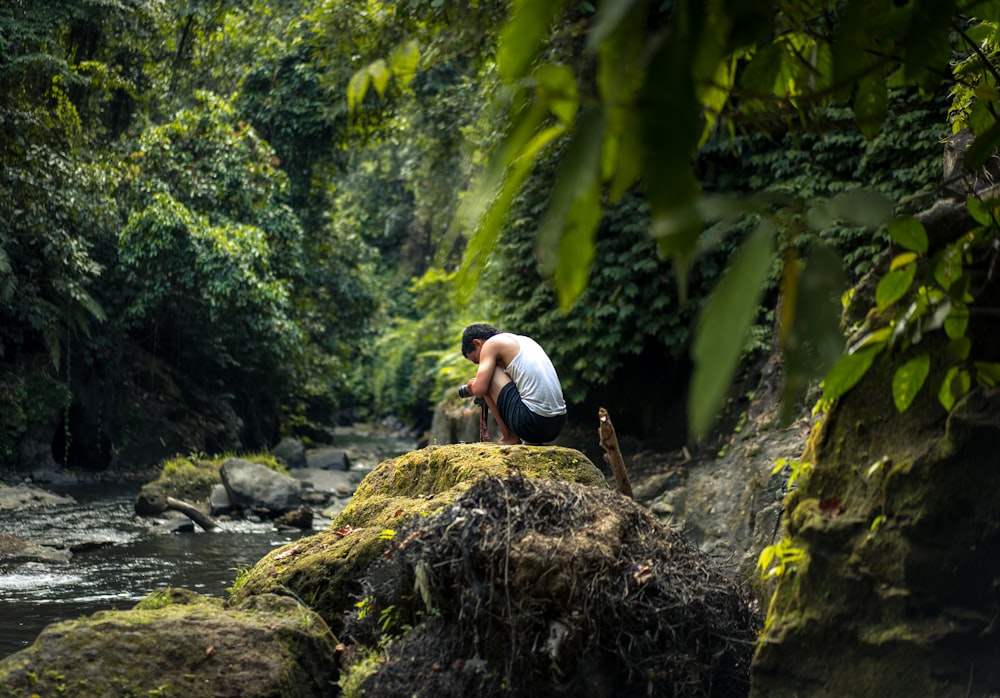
xmin=460 ymin=323 xmax=567 ymax=445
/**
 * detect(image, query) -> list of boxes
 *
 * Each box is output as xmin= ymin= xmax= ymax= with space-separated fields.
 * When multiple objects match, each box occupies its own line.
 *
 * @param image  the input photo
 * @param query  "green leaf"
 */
xmin=689 ymin=221 xmax=776 ymax=439
xmin=887 ymin=216 xmax=928 ymax=253
xmin=534 ymin=62 xmax=579 ymax=125
xmin=963 ymin=120 xmax=1000 ymax=170
xmin=821 ymin=343 xmax=884 ymax=401
xmin=781 ymin=243 xmax=847 ymax=423
xmin=828 ymin=190 xmax=895 ymax=228
xmin=554 ymin=184 xmax=602 ymax=311
xmin=855 ymin=69 xmax=887 ymax=137
xmin=947 ymin=335 xmax=971 ymax=361
xmin=368 ymin=59 xmax=391 ymax=99
xmin=944 ymin=304 xmax=969 ymax=339
xmin=537 ymin=108 xmax=604 ymax=276
xmin=933 ymin=244 xmax=964 ymax=292
xmin=875 ymin=264 xmax=916 ymax=310
xmin=892 ymin=353 xmax=930 ymax=413
xmin=966 ymin=196 xmax=993 ymax=226
xmin=587 ymin=0 xmax=645 ymax=51
xmin=974 ymin=361 xmax=1000 ymax=388
xmin=739 ymin=41 xmax=782 ymax=96
xmin=937 ymin=366 xmax=970 ymax=411
xmin=347 ymin=69 xmax=370 ymax=112
xmin=498 ymin=0 xmax=567 ymax=82
xmin=389 ymin=40 xmax=420 ymax=89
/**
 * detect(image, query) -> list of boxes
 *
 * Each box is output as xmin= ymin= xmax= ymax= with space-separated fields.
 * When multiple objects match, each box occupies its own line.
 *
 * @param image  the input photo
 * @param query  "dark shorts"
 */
xmin=497 ymin=382 xmax=567 ymax=444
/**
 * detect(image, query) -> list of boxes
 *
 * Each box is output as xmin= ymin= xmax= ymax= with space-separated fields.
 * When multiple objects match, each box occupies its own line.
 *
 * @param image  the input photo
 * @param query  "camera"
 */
xmin=457 ymin=383 xmax=473 ymax=399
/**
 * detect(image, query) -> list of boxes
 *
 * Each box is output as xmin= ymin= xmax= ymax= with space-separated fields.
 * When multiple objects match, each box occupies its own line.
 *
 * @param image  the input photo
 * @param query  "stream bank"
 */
xmin=0 ymin=424 xmax=417 ymax=659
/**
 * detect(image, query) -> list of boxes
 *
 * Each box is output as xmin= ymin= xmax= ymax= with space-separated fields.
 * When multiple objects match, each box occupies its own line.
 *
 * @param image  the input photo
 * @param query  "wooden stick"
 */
xmin=165 ymin=496 xmax=219 ymax=532
xmin=598 ymin=408 xmax=632 ymax=498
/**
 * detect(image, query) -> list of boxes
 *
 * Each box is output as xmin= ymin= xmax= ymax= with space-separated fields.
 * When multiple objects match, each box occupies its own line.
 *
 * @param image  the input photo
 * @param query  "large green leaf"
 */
xmin=887 ymin=216 xmax=928 ymax=253
xmin=689 ymin=221 xmax=776 ymax=439
xmin=554 ymin=184 xmax=602 ymax=312
xmin=875 ymin=263 xmax=916 ymax=311
xmin=855 ymin=67 xmax=888 ymax=137
xmin=781 ymin=243 xmax=847 ymax=422
xmin=937 ymin=365 xmax=970 ymax=411
xmin=892 ymin=353 xmax=930 ymax=413
xmin=537 ymin=108 xmax=604 ymax=278
xmin=497 ymin=0 xmax=567 ymax=82
xmin=821 ymin=343 xmax=884 ymax=401
xmin=640 ymin=1 xmax=705 ymax=297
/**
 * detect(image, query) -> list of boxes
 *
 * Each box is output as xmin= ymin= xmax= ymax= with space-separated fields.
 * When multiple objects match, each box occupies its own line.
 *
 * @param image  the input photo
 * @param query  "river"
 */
xmin=0 ymin=426 xmax=416 ymax=660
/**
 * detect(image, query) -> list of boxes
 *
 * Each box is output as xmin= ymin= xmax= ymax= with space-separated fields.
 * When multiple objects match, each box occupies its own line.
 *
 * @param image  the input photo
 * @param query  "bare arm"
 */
xmin=469 ymin=342 xmax=500 ymax=397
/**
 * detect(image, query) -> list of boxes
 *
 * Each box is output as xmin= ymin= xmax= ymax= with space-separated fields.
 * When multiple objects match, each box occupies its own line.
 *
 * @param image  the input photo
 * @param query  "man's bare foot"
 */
xmin=498 ymin=436 xmax=522 ymax=445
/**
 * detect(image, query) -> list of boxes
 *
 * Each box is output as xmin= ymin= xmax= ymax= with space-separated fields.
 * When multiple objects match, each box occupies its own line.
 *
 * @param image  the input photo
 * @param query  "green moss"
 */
xmin=139 ymin=451 xmax=288 ymax=504
xmin=228 ymin=444 xmax=608 ymax=634
xmin=0 ymin=590 xmax=337 ymax=697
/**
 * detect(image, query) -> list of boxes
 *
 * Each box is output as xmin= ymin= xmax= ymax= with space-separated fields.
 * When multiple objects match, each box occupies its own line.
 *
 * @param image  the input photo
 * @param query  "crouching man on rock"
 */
xmin=459 ymin=323 xmax=567 ymax=445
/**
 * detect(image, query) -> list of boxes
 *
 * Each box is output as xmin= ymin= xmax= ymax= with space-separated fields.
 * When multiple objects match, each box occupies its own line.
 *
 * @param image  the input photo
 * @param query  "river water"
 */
xmin=0 ymin=427 xmax=416 ymax=660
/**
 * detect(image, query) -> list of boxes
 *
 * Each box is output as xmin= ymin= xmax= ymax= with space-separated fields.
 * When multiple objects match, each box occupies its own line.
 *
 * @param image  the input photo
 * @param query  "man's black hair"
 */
xmin=462 ymin=323 xmax=500 ymax=357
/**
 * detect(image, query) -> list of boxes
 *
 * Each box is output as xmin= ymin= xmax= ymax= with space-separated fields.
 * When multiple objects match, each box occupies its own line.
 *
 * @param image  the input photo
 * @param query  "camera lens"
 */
xmin=458 ymin=384 xmax=471 ymax=398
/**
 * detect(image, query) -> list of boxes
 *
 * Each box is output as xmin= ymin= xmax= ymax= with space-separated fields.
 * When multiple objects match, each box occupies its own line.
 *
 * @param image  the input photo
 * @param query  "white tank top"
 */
xmin=500 ymin=333 xmax=567 ymax=417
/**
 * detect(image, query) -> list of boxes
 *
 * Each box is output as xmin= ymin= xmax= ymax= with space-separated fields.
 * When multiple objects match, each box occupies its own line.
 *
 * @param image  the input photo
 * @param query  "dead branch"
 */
xmin=165 ymin=496 xmax=218 ymax=532
xmin=598 ymin=407 xmax=633 ymax=499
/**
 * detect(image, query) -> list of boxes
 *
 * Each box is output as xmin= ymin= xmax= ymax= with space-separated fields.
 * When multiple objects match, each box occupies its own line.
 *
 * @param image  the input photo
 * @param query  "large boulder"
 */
xmin=228 ymin=443 xmax=609 ymax=635
xmin=0 ymin=588 xmax=338 ymax=697
xmin=220 ymin=457 xmax=303 ymax=515
xmin=343 ymin=473 xmax=759 ymax=697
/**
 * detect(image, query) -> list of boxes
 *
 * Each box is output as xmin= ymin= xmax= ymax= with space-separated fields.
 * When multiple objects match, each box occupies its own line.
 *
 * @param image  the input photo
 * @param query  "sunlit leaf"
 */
xmin=821 ymin=343 xmax=884 ymax=401
xmin=554 ymin=184 xmax=602 ymax=311
xmin=498 ymin=0 xmax=567 ymax=82
xmin=887 ymin=216 xmax=928 ymax=253
xmin=534 ymin=63 xmax=579 ymax=125
xmin=890 ymin=252 xmax=918 ymax=271
xmin=875 ymin=264 xmax=916 ymax=310
xmin=689 ymin=222 xmax=776 ymax=438
xmin=537 ymin=108 xmax=604 ymax=276
xmin=347 ymin=69 xmax=370 ymax=112
xmin=368 ymin=59 xmax=390 ymax=99
xmin=892 ymin=353 xmax=930 ymax=413
xmin=389 ymin=40 xmax=420 ymax=89
xmin=740 ymin=41 xmax=782 ymax=96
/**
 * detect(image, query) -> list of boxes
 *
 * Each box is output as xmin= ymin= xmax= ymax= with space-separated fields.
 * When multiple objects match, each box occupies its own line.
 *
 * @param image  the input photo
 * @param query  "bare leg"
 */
xmin=486 ymin=368 xmax=521 ymax=444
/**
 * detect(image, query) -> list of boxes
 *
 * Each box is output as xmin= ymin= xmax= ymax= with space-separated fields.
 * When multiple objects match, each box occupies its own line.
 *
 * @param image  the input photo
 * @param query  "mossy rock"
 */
xmin=0 ymin=587 xmax=338 ymax=697
xmin=135 ymin=453 xmax=287 ymax=514
xmin=228 ymin=443 xmax=608 ymax=634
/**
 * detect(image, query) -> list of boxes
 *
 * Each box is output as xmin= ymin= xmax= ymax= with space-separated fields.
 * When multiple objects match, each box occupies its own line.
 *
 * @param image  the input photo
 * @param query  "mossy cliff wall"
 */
xmin=751 ymin=340 xmax=1000 ymax=696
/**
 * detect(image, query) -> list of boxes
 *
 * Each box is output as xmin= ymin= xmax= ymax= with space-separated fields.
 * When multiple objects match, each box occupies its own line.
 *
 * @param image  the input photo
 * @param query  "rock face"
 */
xmin=220 ymin=457 xmax=302 ymax=514
xmin=751 ymin=345 xmax=1000 ymax=696
xmin=0 ymin=588 xmax=338 ymax=697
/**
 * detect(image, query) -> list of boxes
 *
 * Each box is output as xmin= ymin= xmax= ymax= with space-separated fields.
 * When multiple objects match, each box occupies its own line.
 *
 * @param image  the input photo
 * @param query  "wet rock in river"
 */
xmin=219 ymin=457 xmax=302 ymax=515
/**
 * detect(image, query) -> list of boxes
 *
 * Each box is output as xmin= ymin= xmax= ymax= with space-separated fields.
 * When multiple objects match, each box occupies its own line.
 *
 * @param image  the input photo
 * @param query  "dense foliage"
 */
xmin=2 ymin=0 xmax=997 ymax=470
